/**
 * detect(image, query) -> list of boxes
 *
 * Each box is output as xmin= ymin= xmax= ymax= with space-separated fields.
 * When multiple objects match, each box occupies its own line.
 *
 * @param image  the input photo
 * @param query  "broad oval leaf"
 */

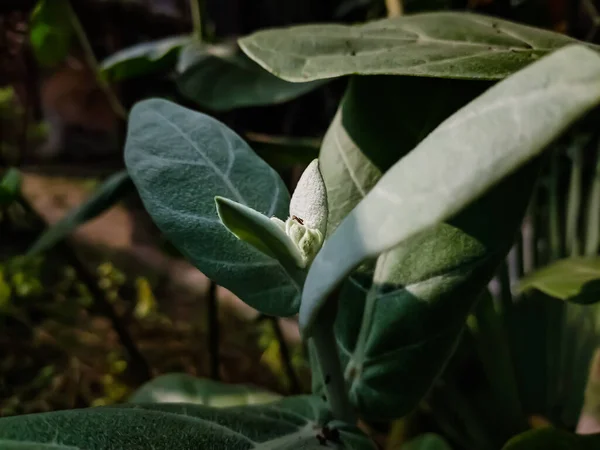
xmin=129 ymin=373 xmax=281 ymax=407
xmin=300 ymin=45 xmax=600 ymax=335
xmin=502 ymin=428 xmax=600 ymax=449
xmin=0 ymin=396 xmax=375 ymax=450
xmin=177 ymin=41 xmax=325 ymax=111
xmin=124 ymin=99 xmax=300 ymax=316
xmin=101 ymin=36 xmax=190 ymax=82
xmin=519 ymin=258 xmax=600 ymax=305
xmin=29 ymin=0 xmax=73 ymax=67
xmin=27 ymin=171 xmax=133 ymax=256
xmin=239 ymin=12 xmax=586 ymax=82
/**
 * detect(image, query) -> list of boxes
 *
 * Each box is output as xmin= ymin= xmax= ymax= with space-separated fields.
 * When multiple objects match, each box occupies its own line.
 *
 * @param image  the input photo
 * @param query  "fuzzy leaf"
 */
xmin=0 ymin=396 xmax=375 ymax=450
xmin=239 ymin=12 xmax=589 ymax=82
xmin=125 ymin=99 xmax=300 ymax=316
xmin=300 ymin=45 xmax=600 ymax=335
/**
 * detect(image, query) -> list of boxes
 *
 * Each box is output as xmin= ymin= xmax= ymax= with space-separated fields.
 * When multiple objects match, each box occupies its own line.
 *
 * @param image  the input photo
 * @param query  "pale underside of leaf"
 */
xmin=239 ymin=12 xmax=587 ymax=82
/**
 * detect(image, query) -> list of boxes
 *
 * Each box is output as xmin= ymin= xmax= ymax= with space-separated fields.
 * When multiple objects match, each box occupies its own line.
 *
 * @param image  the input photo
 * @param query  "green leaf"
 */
xmin=27 ymin=171 xmax=133 ymax=256
xmin=124 ymin=98 xmax=300 ymax=316
xmin=176 ymin=41 xmax=325 ymax=111
xmin=519 ymin=258 xmax=600 ymax=304
xmin=0 ymin=396 xmax=375 ymax=449
xmin=29 ymin=0 xmax=73 ymax=67
xmin=239 ymin=12 xmax=587 ymax=82
xmin=0 ymin=169 xmax=21 ymax=207
xmin=402 ymin=434 xmax=453 ymax=450
xmin=300 ymin=44 xmax=600 ymax=335
xmin=129 ymin=373 xmax=281 ymax=407
xmin=0 ymin=441 xmax=78 ymax=450
xmin=502 ymin=428 xmax=600 ymax=449
xmin=215 ymin=196 xmax=306 ymax=277
xmin=100 ymin=36 xmax=190 ymax=82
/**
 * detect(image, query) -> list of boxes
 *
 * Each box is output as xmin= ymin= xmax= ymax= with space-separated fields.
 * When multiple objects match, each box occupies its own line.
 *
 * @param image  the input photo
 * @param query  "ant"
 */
xmin=292 ymin=215 xmax=304 ymax=225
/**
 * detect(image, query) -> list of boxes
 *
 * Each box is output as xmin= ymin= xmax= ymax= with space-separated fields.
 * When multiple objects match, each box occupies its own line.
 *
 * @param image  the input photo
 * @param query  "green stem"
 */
xmin=585 ymin=138 xmax=600 ymax=256
xmin=190 ymin=0 xmax=203 ymax=41
xmin=311 ymin=300 xmax=355 ymax=424
xmin=549 ymin=149 xmax=562 ymax=261
xmin=65 ymin=0 xmax=127 ymax=119
xmin=497 ymin=260 xmax=513 ymax=316
xmin=566 ymin=140 xmax=584 ymax=257
xmin=469 ymin=290 xmax=526 ymax=436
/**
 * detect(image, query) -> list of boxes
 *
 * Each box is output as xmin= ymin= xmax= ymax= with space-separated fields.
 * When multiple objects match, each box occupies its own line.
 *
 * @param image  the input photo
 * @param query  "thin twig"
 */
xmin=189 ymin=0 xmax=203 ymax=41
xmin=385 ymin=0 xmax=403 ymax=17
xmin=66 ymin=0 xmax=127 ymax=119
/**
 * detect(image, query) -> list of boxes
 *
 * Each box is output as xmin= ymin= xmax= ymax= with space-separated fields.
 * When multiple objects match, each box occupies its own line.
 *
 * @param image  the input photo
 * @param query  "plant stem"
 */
xmin=270 ymin=317 xmax=302 ymax=394
xmin=497 ymin=260 xmax=513 ymax=316
xmin=585 ymin=138 xmax=600 ymax=256
xmin=385 ymin=0 xmax=403 ymax=16
xmin=566 ymin=140 xmax=584 ymax=256
xmin=65 ymin=0 xmax=127 ymax=119
xmin=207 ymin=281 xmax=220 ymax=380
xmin=190 ymin=0 xmax=203 ymax=41
xmin=469 ymin=290 xmax=526 ymax=436
xmin=549 ymin=149 xmax=562 ymax=261
xmin=311 ymin=299 xmax=355 ymax=424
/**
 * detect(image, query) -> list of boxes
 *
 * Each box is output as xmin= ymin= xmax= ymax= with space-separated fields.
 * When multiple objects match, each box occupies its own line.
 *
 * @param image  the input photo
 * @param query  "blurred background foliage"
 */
xmin=3 ymin=0 xmax=600 ymax=449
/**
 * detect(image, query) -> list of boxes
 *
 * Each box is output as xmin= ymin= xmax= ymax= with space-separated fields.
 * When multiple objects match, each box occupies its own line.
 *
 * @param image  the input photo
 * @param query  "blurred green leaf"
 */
xmin=402 ymin=434 xmax=453 ymax=450
xmin=519 ymin=258 xmax=600 ymax=304
xmin=0 ymin=169 xmax=21 ymax=207
xmin=29 ymin=0 xmax=73 ymax=67
xmin=177 ymin=41 xmax=325 ymax=111
xmin=100 ymin=36 xmax=190 ymax=82
xmin=247 ymin=133 xmax=320 ymax=169
xmin=28 ymin=171 xmax=133 ymax=256
xmin=129 ymin=373 xmax=281 ymax=407
xmin=502 ymin=428 xmax=600 ymax=449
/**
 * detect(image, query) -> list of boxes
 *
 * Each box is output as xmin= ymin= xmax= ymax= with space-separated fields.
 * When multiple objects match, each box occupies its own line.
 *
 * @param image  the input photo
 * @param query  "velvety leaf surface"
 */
xmin=502 ymin=428 xmax=600 ymax=449
xmin=402 ymin=434 xmax=453 ymax=450
xmin=519 ymin=258 xmax=600 ymax=304
xmin=0 ymin=442 xmax=78 ymax=450
xmin=100 ymin=36 xmax=189 ymax=82
xmin=129 ymin=373 xmax=281 ymax=406
xmin=177 ymin=41 xmax=325 ymax=111
xmin=239 ymin=12 xmax=586 ymax=82
xmin=124 ymin=99 xmax=300 ymax=316
xmin=300 ymin=45 xmax=600 ymax=335
xmin=311 ymin=75 xmax=495 ymax=419
xmin=29 ymin=0 xmax=73 ymax=67
xmin=28 ymin=171 xmax=133 ymax=256
xmin=0 ymin=397 xmax=375 ymax=450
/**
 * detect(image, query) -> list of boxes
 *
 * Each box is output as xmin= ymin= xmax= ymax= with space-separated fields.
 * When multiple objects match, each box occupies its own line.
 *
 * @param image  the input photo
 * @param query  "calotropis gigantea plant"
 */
xmin=5 ymin=11 xmax=600 ymax=450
